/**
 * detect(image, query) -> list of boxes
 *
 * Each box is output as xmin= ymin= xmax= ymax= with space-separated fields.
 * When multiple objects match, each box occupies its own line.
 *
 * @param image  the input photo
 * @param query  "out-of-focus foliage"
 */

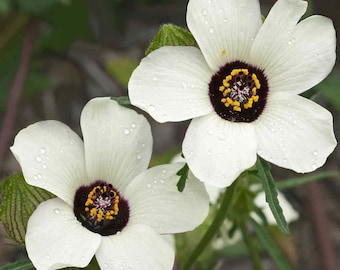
xmin=0 ymin=0 xmax=71 ymax=15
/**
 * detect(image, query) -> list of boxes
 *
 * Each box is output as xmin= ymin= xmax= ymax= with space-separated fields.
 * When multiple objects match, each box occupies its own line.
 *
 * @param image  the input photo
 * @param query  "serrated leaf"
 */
xmin=0 ymin=260 xmax=34 ymax=270
xmin=255 ymin=157 xmax=289 ymax=235
xmin=176 ymin=163 xmax=189 ymax=192
xmin=251 ymin=218 xmax=292 ymax=270
xmin=145 ymin=24 xmax=196 ymax=55
xmin=0 ymin=173 xmax=55 ymax=246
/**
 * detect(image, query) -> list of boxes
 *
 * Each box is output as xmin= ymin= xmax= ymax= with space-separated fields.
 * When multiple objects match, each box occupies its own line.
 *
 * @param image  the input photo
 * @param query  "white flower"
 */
xmin=10 ymin=98 xmax=209 ymax=270
xmin=128 ymin=0 xmax=337 ymax=187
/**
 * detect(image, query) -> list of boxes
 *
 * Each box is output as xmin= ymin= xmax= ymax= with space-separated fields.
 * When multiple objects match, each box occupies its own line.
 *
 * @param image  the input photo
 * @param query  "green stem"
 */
xmin=276 ymin=171 xmax=340 ymax=190
xmin=239 ymin=222 xmax=263 ymax=270
xmin=182 ymin=181 xmax=237 ymax=270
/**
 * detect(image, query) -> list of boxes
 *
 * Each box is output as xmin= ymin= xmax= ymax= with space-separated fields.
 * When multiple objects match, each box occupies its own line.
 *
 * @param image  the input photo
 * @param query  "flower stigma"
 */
xmin=74 ymin=180 xmax=129 ymax=236
xmin=209 ymin=61 xmax=268 ymax=122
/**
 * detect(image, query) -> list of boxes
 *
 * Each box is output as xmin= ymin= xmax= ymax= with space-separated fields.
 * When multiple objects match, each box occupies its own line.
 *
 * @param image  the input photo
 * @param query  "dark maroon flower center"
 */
xmin=209 ymin=61 xmax=268 ymax=122
xmin=74 ymin=180 xmax=129 ymax=236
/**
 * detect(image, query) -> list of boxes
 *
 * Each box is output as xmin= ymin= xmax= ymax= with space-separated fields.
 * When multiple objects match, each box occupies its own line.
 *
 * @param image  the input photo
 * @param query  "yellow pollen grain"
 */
xmin=233 ymin=105 xmax=241 ymax=112
xmin=253 ymin=95 xmax=259 ymax=102
xmin=230 ymin=69 xmax=241 ymax=76
xmin=85 ymin=207 xmax=89 ymax=212
xmin=241 ymin=69 xmax=249 ymax=75
xmin=252 ymin=87 xmax=257 ymax=95
xmin=219 ymin=86 xmax=225 ymax=91
xmin=90 ymin=208 xmax=97 ymax=217
xmin=221 ymin=49 xmax=227 ymax=56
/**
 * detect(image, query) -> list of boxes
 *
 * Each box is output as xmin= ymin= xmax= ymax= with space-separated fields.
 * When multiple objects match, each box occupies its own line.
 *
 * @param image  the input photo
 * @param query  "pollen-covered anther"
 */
xmin=84 ymin=184 xmax=121 ymax=223
xmin=219 ymin=68 xmax=261 ymax=111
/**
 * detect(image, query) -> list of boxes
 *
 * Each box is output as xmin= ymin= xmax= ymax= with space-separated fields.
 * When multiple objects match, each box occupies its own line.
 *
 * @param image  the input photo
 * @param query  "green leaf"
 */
xmin=176 ymin=163 xmax=189 ymax=192
xmin=255 ymin=157 xmax=289 ymax=235
xmin=0 ymin=173 xmax=55 ymax=246
xmin=145 ymin=24 xmax=196 ymax=55
xmin=111 ymin=96 xmax=131 ymax=106
xmin=0 ymin=260 xmax=34 ymax=270
xmin=251 ymin=218 xmax=293 ymax=270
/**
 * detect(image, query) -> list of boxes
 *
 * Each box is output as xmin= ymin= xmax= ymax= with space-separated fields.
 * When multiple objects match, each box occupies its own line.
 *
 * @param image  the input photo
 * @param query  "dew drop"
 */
xmin=160 ymin=179 xmax=165 ymax=184
xmin=123 ymin=128 xmax=130 ymax=135
xmin=147 ymin=183 xmax=152 ymax=188
xmin=46 ymin=255 xmax=51 ymax=260
xmin=147 ymin=105 xmax=156 ymax=112
xmin=218 ymin=133 xmax=226 ymax=140
xmin=181 ymin=82 xmax=188 ymax=89
xmin=40 ymin=147 xmax=46 ymax=154
xmin=313 ymin=150 xmax=318 ymax=156
xmin=42 ymin=164 xmax=48 ymax=169
xmin=208 ymin=150 xmax=212 ymax=156
xmin=131 ymin=123 xmax=136 ymax=129
xmin=162 ymin=169 xmax=167 ymax=174
xmin=312 ymin=163 xmax=318 ymax=170
xmin=35 ymin=156 xmax=42 ymax=163
xmin=136 ymin=154 xmax=142 ymax=160
xmin=207 ymin=129 xmax=213 ymax=135
xmin=283 ymin=158 xmax=287 ymax=163
xmin=201 ymin=9 xmax=207 ymax=16
xmin=223 ymin=18 xmax=228 ymax=23
xmin=53 ymin=208 xmax=60 ymax=214
xmin=152 ymin=74 xmax=159 ymax=81
xmin=209 ymin=27 xmax=214 ymax=34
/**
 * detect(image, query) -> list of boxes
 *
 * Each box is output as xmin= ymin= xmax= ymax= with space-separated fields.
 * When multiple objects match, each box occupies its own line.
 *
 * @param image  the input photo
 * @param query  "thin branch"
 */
xmin=0 ymin=19 xmax=39 ymax=171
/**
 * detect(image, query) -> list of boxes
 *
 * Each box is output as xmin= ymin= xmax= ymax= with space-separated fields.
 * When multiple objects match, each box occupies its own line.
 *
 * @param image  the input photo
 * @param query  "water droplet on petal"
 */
xmin=313 ymin=150 xmax=318 ymax=156
xmin=201 ymin=9 xmax=207 ymax=16
xmin=218 ymin=133 xmax=226 ymax=140
xmin=131 ymin=123 xmax=136 ymax=129
xmin=209 ymin=27 xmax=214 ymax=34
xmin=42 ymin=164 xmax=48 ymax=169
xmin=123 ymin=128 xmax=130 ymax=135
xmin=312 ymin=163 xmax=318 ymax=170
xmin=46 ymin=255 xmax=51 ymax=260
xmin=53 ymin=208 xmax=60 ymax=214
xmin=152 ymin=75 xmax=159 ymax=81
xmin=35 ymin=156 xmax=42 ymax=163
xmin=136 ymin=154 xmax=142 ymax=160
xmin=283 ymin=158 xmax=287 ymax=163
xmin=162 ymin=169 xmax=167 ymax=174
xmin=40 ymin=147 xmax=46 ymax=154
xmin=147 ymin=105 xmax=156 ymax=112
xmin=147 ymin=184 xmax=152 ymax=188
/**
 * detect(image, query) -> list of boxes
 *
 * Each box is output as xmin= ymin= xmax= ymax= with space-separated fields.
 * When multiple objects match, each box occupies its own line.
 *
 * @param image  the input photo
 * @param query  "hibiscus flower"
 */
xmin=11 ymin=98 xmax=209 ymax=270
xmin=128 ymin=0 xmax=337 ymax=187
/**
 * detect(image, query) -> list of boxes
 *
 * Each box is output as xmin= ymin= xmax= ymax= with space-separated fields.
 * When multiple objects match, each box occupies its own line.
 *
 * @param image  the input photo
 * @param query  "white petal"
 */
xmin=125 ymin=163 xmax=209 ymax=234
xmin=96 ymin=224 xmax=174 ymax=270
xmin=128 ymin=46 xmax=213 ymax=123
xmin=10 ymin=121 xmax=86 ymax=205
xmin=255 ymin=92 xmax=337 ymax=172
xmin=26 ymin=198 xmax=101 ymax=270
xmin=187 ymin=0 xmax=262 ymax=70
xmin=183 ymin=113 xmax=258 ymax=187
xmin=80 ymin=98 xmax=152 ymax=192
xmin=253 ymin=191 xmax=299 ymax=225
xmin=250 ymin=0 xmax=335 ymax=94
